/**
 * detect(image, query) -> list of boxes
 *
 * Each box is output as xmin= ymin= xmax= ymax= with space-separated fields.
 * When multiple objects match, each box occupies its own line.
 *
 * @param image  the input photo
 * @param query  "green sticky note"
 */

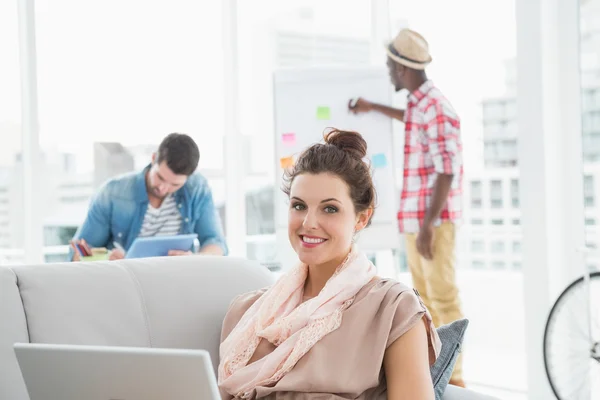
xmin=316 ymin=106 xmax=331 ymax=120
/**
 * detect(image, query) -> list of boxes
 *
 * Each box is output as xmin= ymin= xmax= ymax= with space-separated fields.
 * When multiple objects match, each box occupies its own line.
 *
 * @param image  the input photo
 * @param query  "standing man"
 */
xmin=71 ymin=132 xmax=227 ymax=260
xmin=349 ymin=28 xmax=465 ymax=387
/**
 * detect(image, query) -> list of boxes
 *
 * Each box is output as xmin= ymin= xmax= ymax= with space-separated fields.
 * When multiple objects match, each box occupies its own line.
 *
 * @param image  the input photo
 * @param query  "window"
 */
xmin=484 ymin=142 xmax=499 ymax=165
xmin=583 ymin=111 xmax=593 ymax=132
xmin=484 ymin=121 xmax=505 ymax=137
xmin=585 ymin=218 xmax=596 ymax=225
xmin=512 ymin=241 xmax=522 ymax=253
xmin=388 ymin=0 xmax=523 ymax=394
xmin=506 ymin=101 xmax=517 ymax=119
xmin=584 ymin=175 xmax=595 ymax=207
xmin=470 ymin=180 xmax=483 ymax=208
xmin=492 ymin=261 xmax=506 ymax=269
xmin=502 ymin=140 xmax=518 ymax=163
xmin=490 ymin=180 xmax=503 ymax=208
xmin=237 ymin=1 xmax=374 ymax=264
xmin=510 ymin=179 xmax=519 ymax=207
xmin=244 ymin=176 xmax=275 ymax=236
xmin=592 ymin=112 xmax=600 ymax=131
xmin=471 ymin=240 xmax=485 ymax=253
xmin=483 ymin=102 xmax=505 ymax=120
xmin=36 ymin=0 xmax=228 ymax=261
xmin=595 ymin=89 xmax=600 ymax=110
xmin=512 ymin=262 xmax=522 ymax=270
xmin=491 ymin=240 xmax=505 ymax=254
xmin=0 ymin=0 xmax=24 ymax=264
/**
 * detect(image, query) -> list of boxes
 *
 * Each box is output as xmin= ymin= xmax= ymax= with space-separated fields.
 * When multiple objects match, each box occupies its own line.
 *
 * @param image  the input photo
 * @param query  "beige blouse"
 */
xmin=219 ymin=278 xmax=440 ymax=400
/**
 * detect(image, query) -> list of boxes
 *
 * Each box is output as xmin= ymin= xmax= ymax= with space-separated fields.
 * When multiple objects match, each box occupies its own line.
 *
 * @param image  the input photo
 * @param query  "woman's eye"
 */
xmin=324 ymin=206 xmax=338 ymax=213
xmin=292 ymin=203 xmax=305 ymax=211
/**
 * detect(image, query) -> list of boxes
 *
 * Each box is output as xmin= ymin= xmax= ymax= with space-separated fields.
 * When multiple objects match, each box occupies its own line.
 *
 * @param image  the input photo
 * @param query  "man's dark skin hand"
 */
xmin=348 ymin=97 xmax=405 ymax=121
xmin=416 ymin=174 xmax=454 ymax=260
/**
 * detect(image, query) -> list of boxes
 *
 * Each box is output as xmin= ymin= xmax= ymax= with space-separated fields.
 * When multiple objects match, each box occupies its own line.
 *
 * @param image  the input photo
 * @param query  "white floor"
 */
xmin=468 ymin=384 xmax=528 ymax=400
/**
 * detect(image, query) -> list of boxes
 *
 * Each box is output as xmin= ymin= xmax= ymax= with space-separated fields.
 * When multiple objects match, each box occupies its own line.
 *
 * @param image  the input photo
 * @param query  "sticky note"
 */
xmin=316 ymin=106 xmax=331 ymax=120
xmin=280 ymin=156 xmax=294 ymax=169
xmin=282 ymin=133 xmax=296 ymax=146
xmin=372 ymin=153 xmax=387 ymax=168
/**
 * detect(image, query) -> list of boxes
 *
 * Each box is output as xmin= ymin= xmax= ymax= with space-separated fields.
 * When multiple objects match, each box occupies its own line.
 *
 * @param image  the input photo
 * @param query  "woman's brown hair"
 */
xmin=282 ymin=128 xmax=377 ymax=226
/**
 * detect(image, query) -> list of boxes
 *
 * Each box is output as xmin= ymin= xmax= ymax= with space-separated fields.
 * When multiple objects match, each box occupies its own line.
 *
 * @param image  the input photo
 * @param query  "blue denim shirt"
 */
xmin=71 ymin=165 xmax=228 ymax=258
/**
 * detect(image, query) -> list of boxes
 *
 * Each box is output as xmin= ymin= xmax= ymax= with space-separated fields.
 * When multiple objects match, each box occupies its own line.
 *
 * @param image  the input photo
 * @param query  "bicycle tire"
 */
xmin=543 ymin=271 xmax=600 ymax=399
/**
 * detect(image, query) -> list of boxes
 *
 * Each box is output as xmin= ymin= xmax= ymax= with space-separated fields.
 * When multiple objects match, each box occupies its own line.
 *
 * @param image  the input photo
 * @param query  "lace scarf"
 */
xmin=217 ymin=246 xmax=376 ymax=399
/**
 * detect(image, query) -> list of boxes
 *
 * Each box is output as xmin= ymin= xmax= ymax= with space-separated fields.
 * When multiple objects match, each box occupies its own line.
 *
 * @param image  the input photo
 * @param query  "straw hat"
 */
xmin=385 ymin=29 xmax=432 ymax=70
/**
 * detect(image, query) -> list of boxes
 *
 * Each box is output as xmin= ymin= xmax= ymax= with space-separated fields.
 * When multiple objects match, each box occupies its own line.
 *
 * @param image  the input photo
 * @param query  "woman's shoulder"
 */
xmin=220 ymin=287 xmax=269 ymax=342
xmin=226 ymin=287 xmax=269 ymax=315
xmin=355 ymin=277 xmax=428 ymax=346
xmin=359 ymin=277 xmax=421 ymax=307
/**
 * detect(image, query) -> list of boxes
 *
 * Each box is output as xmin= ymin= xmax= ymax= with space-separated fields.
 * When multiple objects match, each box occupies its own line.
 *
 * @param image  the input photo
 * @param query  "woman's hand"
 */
xmin=384 ymin=317 xmax=435 ymax=400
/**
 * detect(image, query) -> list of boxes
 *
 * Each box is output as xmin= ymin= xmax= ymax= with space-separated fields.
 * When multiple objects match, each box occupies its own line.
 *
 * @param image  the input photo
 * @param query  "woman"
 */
xmin=218 ymin=129 xmax=441 ymax=399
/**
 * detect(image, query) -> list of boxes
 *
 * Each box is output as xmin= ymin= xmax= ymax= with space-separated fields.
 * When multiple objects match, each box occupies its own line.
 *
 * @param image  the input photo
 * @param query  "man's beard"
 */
xmin=150 ymin=187 xmax=167 ymax=199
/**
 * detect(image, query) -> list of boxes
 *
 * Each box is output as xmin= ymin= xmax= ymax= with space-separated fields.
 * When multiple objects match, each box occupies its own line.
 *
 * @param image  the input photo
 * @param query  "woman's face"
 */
xmin=288 ymin=173 xmax=370 ymax=270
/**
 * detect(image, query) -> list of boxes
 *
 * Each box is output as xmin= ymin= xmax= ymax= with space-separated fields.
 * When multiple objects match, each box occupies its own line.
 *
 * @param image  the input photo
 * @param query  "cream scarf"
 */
xmin=218 ymin=246 xmax=376 ymax=399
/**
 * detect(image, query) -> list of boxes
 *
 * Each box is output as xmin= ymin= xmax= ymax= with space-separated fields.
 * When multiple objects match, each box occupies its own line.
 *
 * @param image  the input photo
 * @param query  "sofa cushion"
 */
xmin=126 ymin=256 xmax=274 ymax=372
xmin=432 ymin=319 xmax=469 ymax=399
xmin=14 ymin=262 xmax=152 ymax=347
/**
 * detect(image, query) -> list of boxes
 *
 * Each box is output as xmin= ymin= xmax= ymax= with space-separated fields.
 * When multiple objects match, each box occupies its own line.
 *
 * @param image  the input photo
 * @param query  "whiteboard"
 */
xmin=272 ymin=66 xmax=400 ymax=258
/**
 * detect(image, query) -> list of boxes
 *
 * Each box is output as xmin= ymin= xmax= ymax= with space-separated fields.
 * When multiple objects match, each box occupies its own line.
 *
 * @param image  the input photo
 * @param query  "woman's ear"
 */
xmin=355 ymin=208 xmax=373 ymax=232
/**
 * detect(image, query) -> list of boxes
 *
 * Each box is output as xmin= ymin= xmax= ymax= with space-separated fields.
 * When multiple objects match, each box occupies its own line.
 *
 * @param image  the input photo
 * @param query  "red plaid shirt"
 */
xmin=398 ymin=80 xmax=463 ymax=233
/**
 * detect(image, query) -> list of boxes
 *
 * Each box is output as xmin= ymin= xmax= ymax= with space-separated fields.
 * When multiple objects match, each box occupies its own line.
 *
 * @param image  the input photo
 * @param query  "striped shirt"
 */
xmin=138 ymin=194 xmax=182 ymax=237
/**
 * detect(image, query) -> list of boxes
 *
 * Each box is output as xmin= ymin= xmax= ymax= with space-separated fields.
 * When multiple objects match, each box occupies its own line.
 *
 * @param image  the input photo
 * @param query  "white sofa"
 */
xmin=0 ymin=256 xmax=496 ymax=399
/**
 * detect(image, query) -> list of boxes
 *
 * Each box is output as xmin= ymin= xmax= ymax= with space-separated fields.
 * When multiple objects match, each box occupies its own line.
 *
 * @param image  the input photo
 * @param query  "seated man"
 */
xmin=70 ymin=133 xmax=227 ymax=260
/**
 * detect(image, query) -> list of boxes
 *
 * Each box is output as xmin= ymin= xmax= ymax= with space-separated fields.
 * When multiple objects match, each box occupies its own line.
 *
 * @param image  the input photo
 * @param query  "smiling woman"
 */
xmin=282 ymin=129 xmax=375 ymax=290
xmin=217 ymin=129 xmax=440 ymax=400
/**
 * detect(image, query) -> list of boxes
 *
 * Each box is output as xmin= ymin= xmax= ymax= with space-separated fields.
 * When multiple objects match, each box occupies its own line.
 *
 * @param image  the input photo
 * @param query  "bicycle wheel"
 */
xmin=543 ymin=271 xmax=600 ymax=399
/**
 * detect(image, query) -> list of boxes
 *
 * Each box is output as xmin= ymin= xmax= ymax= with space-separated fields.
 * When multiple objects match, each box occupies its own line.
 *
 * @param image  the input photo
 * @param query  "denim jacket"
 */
xmin=71 ymin=165 xmax=228 ymax=258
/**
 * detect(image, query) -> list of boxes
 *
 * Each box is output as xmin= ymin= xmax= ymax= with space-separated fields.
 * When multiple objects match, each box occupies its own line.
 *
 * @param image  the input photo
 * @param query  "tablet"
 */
xmin=14 ymin=343 xmax=221 ymax=400
xmin=125 ymin=233 xmax=198 ymax=259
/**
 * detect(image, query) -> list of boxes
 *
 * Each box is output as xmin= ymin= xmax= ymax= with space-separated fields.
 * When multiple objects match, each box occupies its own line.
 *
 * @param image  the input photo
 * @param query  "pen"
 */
xmin=113 ymin=241 xmax=125 ymax=254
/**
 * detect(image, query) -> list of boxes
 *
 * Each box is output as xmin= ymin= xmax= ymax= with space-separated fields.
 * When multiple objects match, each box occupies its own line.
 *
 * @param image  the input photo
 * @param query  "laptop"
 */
xmin=13 ymin=343 xmax=221 ymax=400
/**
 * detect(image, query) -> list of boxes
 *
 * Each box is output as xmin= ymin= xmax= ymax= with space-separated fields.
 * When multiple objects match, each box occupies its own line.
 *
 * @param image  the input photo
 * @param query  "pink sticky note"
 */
xmin=282 ymin=133 xmax=296 ymax=146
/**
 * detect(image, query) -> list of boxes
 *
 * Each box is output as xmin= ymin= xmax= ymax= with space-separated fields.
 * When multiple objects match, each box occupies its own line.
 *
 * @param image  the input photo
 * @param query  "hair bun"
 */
xmin=323 ymin=128 xmax=368 ymax=160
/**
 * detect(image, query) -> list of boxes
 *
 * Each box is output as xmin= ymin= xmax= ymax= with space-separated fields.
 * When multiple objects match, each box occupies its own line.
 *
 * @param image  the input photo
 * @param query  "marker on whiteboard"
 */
xmin=349 ymin=98 xmax=359 ymax=109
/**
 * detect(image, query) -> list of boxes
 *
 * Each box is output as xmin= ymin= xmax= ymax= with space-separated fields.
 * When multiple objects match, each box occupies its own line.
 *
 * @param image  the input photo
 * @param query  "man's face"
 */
xmin=387 ymin=57 xmax=404 ymax=92
xmin=146 ymin=160 xmax=188 ymax=199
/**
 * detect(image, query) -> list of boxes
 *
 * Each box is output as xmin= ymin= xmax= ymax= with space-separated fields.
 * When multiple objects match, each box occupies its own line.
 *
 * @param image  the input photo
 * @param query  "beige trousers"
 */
xmin=404 ymin=221 xmax=464 ymax=381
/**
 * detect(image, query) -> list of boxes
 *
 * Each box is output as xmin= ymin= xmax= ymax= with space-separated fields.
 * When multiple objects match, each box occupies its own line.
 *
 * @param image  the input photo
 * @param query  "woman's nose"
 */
xmin=302 ymin=211 xmax=318 ymax=229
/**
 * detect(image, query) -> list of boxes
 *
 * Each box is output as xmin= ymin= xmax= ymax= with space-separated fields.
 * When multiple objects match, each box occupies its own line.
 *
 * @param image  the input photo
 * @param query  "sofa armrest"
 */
xmin=442 ymin=385 xmax=500 ymax=400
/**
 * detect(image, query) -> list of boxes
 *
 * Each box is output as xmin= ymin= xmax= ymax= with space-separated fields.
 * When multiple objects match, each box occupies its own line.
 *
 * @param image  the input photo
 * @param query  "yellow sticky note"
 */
xmin=280 ymin=156 xmax=294 ymax=169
